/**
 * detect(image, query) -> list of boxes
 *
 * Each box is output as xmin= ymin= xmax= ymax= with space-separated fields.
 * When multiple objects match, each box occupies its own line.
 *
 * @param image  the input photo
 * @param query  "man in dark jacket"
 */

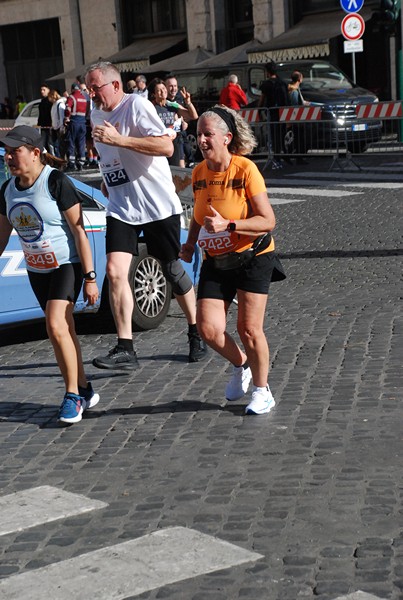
xmin=259 ymin=61 xmax=290 ymax=167
xmin=37 ymin=84 xmax=53 ymax=153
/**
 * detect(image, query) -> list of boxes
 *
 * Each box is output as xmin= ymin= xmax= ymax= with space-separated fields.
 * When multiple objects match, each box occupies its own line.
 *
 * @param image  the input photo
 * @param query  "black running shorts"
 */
xmin=106 ymin=215 xmax=181 ymax=263
xmin=28 ymin=263 xmax=83 ymax=311
xmin=197 ymin=252 xmax=286 ymax=303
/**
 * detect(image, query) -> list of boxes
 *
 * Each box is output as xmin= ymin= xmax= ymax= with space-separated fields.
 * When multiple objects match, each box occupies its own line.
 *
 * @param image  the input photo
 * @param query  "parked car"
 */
xmin=14 ymin=99 xmax=41 ymax=127
xmin=0 ymin=150 xmax=201 ymax=330
xmin=178 ymin=59 xmax=382 ymax=154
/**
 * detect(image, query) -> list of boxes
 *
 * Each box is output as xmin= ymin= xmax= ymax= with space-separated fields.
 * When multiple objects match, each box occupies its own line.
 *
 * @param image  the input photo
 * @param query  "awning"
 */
xmin=105 ymin=34 xmax=186 ymax=72
xmin=247 ymin=8 xmax=372 ymax=63
xmin=46 ymin=34 xmax=186 ymax=81
xmin=46 ymin=60 xmax=103 ymax=81
xmin=176 ymin=39 xmax=262 ymax=72
xmin=141 ymin=47 xmax=214 ymax=74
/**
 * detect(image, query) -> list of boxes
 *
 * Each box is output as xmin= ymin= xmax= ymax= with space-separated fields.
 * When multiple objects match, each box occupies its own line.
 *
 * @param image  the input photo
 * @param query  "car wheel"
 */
xmin=186 ymin=132 xmax=202 ymax=161
xmin=129 ymin=245 xmax=172 ymax=331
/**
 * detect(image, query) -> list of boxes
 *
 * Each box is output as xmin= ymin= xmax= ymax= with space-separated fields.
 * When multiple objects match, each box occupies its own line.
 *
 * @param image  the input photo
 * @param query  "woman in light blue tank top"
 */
xmin=0 ymin=125 xmax=100 ymax=425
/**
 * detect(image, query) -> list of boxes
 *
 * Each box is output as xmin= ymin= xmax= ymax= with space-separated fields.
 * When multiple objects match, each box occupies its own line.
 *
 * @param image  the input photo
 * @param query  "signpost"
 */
xmin=340 ymin=0 xmax=365 ymax=12
xmin=340 ymin=2 xmax=365 ymax=84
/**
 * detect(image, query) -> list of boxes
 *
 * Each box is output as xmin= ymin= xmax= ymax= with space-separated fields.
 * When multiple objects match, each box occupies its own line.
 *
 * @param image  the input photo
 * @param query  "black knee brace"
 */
xmin=162 ymin=259 xmax=193 ymax=296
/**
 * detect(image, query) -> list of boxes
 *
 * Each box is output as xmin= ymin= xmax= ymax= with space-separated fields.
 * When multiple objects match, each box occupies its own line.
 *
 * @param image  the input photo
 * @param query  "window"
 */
xmin=120 ymin=0 xmax=186 ymax=41
xmin=1 ymin=19 xmax=61 ymax=61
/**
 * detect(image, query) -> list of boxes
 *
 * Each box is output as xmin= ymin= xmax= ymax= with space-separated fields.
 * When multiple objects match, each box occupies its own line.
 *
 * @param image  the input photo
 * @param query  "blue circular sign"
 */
xmin=340 ymin=0 xmax=364 ymax=12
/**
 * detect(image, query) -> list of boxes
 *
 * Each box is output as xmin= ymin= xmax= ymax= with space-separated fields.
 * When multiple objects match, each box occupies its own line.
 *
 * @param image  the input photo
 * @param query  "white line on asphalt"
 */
xmin=270 ymin=197 xmax=305 ymax=205
xmin=0 ymin=486 xmax=107 ymax=536
xmin=339 ymin=182 xmax=403 ymax=188
xmin=287 ymin=171 xmax=403 ymax=182
xmin=0 ymin=526 xmax=264 ymax=599
xmin=334 ymin=591 xmax=386 ymax=600
xmin=268 ymin=187 xmax=363 ymax=197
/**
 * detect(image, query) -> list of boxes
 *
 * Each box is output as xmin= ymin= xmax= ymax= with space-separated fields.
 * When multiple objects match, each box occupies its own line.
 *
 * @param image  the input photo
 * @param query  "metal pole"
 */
xmin=352 ymin=52 xmax=356 ymax=84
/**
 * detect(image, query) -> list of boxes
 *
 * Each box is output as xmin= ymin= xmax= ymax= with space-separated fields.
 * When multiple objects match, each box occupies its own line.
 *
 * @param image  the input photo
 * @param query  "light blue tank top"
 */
xmin=4 ymin=165 xmax=79 ymax=272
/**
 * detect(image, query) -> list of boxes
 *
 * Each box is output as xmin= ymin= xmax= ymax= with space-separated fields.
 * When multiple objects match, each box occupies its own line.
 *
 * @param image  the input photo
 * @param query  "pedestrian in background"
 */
xmin=180 ymin=105 xmax=286 ymax=415
xmin=14 ymin=95 xmax=26 ymax=118
xmin=165 ymin=75 xmax=197 ymax=167
xmin=148 ymin=78 xmax=198 ymax=168
xmin=64 ymin=83 xmax=89 ymax=171
xmin=85 ymin=61 xmax=206 ymax=367
xmin=259 ymin=61 xmax=290 ymax=168
xmin=219 ymin=74 xmax=247 ymax=110
xmin=48 ymin=89 xmax=67 ymax=159
xmin=37 ymin=84 xmax=53 ymax=153
xmin=134 ymin=74 xmax=148 ymax=98
xmin=0 ymin=125 xmax=100 ymax=424
xmin=126 ymin=80 xmax=136 ymax=93
xmin=287 ymin=71 xmax=309 ymax=164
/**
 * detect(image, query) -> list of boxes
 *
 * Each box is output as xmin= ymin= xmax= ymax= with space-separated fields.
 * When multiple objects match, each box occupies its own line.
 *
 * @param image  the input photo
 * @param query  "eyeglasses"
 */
xmin=87 ymin=81 xmax=114 ymax=94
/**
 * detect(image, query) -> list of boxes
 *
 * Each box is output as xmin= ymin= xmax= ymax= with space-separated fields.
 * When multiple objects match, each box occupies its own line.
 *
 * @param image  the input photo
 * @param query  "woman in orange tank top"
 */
xmin=180 ymin=105 xmax=286 ymax=415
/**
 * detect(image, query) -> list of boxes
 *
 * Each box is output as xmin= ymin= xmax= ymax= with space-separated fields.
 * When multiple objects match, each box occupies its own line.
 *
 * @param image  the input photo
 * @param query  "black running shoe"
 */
xmin=188 ymin=333 xmax=208 ymax=363
xmin=92 ymin=345 xmax=139 ymax=370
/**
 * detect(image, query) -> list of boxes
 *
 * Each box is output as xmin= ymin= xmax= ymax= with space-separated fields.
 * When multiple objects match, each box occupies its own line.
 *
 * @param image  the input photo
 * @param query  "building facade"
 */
xmin=0 ymin=0 xmax=400 ymax=105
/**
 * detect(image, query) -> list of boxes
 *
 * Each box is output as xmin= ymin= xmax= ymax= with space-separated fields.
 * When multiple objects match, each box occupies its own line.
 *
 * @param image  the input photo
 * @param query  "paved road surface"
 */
xmin=0 ymin=170 xmax=402 ymax=599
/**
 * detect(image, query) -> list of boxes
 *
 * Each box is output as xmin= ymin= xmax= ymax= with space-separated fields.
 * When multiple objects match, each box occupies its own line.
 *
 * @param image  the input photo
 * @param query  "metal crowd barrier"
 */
xmin=266 ymin=101 xmax=403 ymax=170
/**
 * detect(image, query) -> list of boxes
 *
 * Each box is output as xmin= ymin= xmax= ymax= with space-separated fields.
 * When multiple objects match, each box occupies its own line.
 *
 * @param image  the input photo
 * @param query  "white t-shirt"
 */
xmin=91 ymin=93 xmax=182 ymax=225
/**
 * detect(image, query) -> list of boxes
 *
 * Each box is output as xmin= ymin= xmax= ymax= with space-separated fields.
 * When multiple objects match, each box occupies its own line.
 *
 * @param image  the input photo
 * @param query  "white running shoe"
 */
xmin=78 ymin=383 xmax=100 ymax=409
xmin=225 ymin=365 xmax=252 ymax=401
xmin=245 ymin=386 xmax=275 ymax=415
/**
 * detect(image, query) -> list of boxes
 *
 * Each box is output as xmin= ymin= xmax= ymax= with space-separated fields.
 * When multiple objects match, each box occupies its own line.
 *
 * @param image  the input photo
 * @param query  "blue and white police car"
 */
xmin=0 ymin=150 xmax=200 ymax=330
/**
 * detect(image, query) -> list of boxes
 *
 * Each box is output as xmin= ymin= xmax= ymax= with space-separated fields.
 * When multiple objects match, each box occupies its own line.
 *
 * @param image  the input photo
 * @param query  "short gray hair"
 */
xmin=229 ymin=74 xmax=238 ymax=84
xmin=85 ymin=61 xmax=121 ymax=83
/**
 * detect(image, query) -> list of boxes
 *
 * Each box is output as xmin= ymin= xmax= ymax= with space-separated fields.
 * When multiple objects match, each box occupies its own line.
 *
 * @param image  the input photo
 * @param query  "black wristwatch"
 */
xmin=83 ymin=270 xmax=97 ymax=281
xmin=227 ymin=220 xmax=236 ymax=232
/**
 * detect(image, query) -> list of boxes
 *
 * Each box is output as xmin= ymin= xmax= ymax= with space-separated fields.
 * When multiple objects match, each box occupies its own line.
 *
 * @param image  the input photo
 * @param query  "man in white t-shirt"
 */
xmin=85 ymin=61 xmax=206 ymax=368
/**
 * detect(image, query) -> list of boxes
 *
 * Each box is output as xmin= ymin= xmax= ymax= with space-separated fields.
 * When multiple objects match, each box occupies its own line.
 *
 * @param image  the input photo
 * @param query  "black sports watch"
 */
xmin=227 ymin=220 xmax=236 ymax=232
xmin=83 ymin=270 xmax=97 ymax=281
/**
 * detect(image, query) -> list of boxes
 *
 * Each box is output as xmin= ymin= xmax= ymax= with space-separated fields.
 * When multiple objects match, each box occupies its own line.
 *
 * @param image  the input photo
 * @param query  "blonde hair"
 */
xmin=48 ymin=89 xmax=61 ymax=102
xmin=201 ymin=105 xmax=257 ymax=155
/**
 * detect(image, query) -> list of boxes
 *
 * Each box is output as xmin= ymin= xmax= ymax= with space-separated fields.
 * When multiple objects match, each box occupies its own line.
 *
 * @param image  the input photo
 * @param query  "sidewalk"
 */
xmin=0 ymin=179 xmax=402 ymax=599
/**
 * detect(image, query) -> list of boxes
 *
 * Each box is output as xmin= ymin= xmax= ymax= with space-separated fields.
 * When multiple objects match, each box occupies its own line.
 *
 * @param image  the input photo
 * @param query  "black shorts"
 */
xmin=197 ymin=252 xmax=286 ymax=303
xmin=106 ymin=215 xmax=181 ymax=263
xmin=28 ymin=263 xmax=83 ymax=311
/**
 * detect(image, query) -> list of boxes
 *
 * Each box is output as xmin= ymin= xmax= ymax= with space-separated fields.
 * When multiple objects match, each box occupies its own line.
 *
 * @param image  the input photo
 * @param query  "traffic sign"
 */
xmin=340 ymin=0 xmax=365 ymax=13
xmin=344 ymin=39 xmax=364 ymax=53
xmin=341 ymin=13 xmax=366 ymax=40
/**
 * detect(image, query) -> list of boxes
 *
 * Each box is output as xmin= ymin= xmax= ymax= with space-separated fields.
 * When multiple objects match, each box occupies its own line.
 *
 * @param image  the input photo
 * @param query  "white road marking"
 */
xmin=0 ymin=526 xmax=263 ymax=599
xmin=0 ymin=486 xmax=107 ymax=536
xmin=334 ymin=592 xmax=385 ymax=600
xmin=268 ymin=187 xmax=363 ymax=197
xmin=340 ymin=182 xmax=403 ymax=188
xmin=287 ymin=171 xmax=403 ymax=182
xmin=270 ymin=197 xmax=305 ymax=205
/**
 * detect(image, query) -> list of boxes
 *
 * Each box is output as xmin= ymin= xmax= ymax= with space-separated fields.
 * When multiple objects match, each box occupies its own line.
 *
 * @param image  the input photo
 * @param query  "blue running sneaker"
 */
xmin=58 ymin=393 xmax=85 ymax=424
xmin=78 ymin=382 xmax=100 ymax=409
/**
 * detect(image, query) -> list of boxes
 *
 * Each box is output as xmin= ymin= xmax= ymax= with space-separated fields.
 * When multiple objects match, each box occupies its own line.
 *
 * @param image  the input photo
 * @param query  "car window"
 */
xmin=75 ymin=188 xmax=103 ymax=210
xmin=26 ymin=103 xmax=40 ymax=118
xmin=277 ymin=62 xmax=353 ymax=91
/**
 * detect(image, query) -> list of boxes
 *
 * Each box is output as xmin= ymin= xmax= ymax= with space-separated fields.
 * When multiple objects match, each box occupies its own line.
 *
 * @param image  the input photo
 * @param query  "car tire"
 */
xmin=129 ymin=245 xmax=172 ymax=331
xmin=186 ymin=131 xmax=202 ymax=161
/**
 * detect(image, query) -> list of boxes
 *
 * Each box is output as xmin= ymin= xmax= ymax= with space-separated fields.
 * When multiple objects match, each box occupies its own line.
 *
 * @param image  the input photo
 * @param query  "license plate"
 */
xmin=352 ymin=123 xmax=368 ymax=131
